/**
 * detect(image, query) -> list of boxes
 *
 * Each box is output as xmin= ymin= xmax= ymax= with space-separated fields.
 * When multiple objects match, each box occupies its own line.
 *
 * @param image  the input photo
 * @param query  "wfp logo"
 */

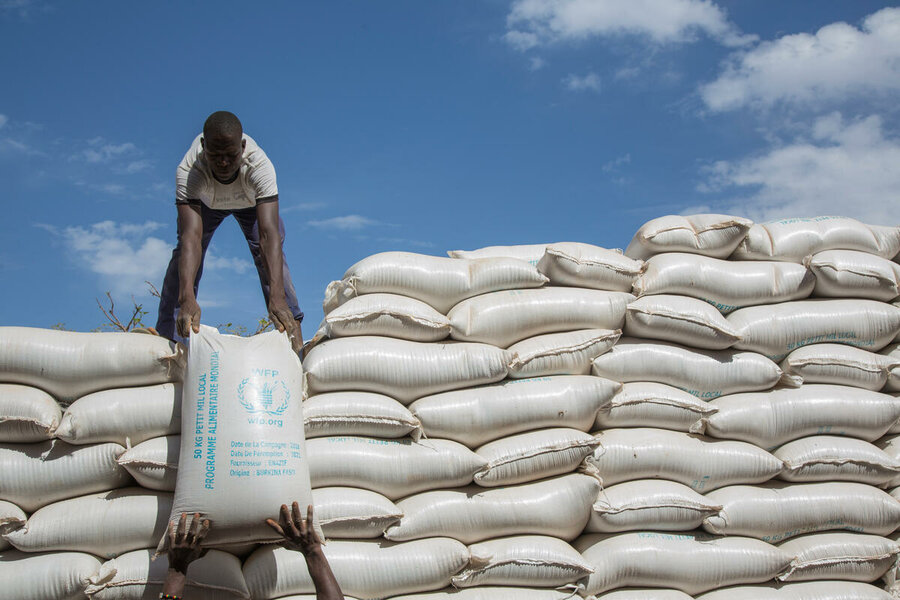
xmin=237 ymin=377 xmax=290 ymax=416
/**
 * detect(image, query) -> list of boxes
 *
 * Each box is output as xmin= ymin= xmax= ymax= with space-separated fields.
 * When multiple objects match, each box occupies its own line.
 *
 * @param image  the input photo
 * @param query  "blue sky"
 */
xmin=2 ymin=0 xmax=899 ymax=333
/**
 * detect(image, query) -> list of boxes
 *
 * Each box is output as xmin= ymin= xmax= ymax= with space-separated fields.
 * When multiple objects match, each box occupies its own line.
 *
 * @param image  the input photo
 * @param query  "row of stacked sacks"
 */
xmin=0 ymin=329 xmax=205 ymax=599
xmin=295 ymin=215 xmax=900 ymax=599
xmin=0 ymin=213 xmax=898 ymax=598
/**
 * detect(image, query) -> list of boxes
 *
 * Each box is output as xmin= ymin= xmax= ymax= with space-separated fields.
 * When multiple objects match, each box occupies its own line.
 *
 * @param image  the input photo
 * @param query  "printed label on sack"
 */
xmin=191 ymin=352 xmax=301 ymax=488
xmin=760 ymin=521 xmax=862 ymax=543
xmin=192 ymin=351 xmax=221 ymax=490
xmin=238 ymin=368 xmax=289 ymax=425
xmin=677 ymin=386 xmax=722 ymax=400
xmin=701 ymin=297 xmax=743 ymax=313
xmin=780 ymin=331 xmax=875 ymax=360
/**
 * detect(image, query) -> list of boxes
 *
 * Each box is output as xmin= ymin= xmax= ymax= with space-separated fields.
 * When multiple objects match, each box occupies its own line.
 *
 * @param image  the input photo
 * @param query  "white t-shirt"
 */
xmin=175 ymin=133 xmax=278 ymax=210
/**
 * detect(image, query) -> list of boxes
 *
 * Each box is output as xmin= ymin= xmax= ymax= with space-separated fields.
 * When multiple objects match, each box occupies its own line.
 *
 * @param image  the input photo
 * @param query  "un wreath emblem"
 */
xmin=237 ymin=377 xmax=290 ymax=416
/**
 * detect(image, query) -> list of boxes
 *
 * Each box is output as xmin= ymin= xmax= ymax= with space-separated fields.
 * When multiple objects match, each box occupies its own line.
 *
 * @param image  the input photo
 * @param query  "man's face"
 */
xmin=202 ymin=134 xmax=245 ymax=183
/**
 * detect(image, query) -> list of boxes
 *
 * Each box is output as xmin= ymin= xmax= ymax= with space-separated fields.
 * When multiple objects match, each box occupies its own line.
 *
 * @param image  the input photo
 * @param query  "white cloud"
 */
xmin=564 ymin=72 xmax=601 ymax=92
xmin=602 ymin=153 xmax=631 ymax=172
xmin=204 ymin=251 xmax=252 ymax=274
xmin=505 ymin=0 xmax=754 ymax=51
xmin=281 ymin=201 xmax=328 ymax=214
xmin=701 ymin=7 xmax=900 ymax=112
xmin=614 ymin=66 xmax=641 ymax=80
xmin=700 ymin=113 xmax=900 ymax=224
xmin=0 ymin=137 xmax=44 ymax=156
xmin=38 ymin=220 xmax=255 ymax=306
xmin=38 ymin=220 xmax=172 ymax=296
xmin=504 ymin=29 xmax=540 ymax=51
xmin=376 ymin=237 xmax=435 ymax=249
xmin=308 ymin=215 xmax=381 ymax=231
xmin=0 ymin=114 xmax=7 ymax=129
xmin=529 ymin=57 xmax=547 ymax=71
xmin=81 ymin=139 xmax=137 ymax=163
xmin=125 ymin=159 xmax=153 ymax=174
xmin=0 ymin=0 xmax=42 ymax=17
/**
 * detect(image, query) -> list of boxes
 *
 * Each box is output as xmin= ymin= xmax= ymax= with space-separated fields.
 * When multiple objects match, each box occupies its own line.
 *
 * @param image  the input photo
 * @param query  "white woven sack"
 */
xmin=387 ymin=588 xmax=580 ymax=599
xmin=624 ymin=294 xmax=742 ymax=350
xmin=890 ymin=392 xmax=900 ymax=434
xmin=586 ymin=428 xmax=783 ymax=492
xmin=590 ymin=338 xmax=796 ymax=400
xmin=55 ymin=383 xmax=180 ymax=446
xmin=84 ymin=548 xmax=249 ymax=599
xmin=409 ymin=376 xmax=620 ymax=448
xmin=243 ymin=538 xmax=469 ymax=600
xmin=728 ymin=299 xmax=900 ymax=360
xmin=776 ymin=532 xmax=900 ymax=582
xmin=780 ymin=344 xmax=899 ymax=391
xmin=507 ymin=329 xmax=620 ymax=378
xmin=384 ymin=473 xmax=600 ymax=543
xmin=321 ymin=293 xmax=451 ymax=342
xmin=808 ymin=250 xmax=900 ymax=301
xmin=0 ymin=384 xmax=60 ymax=443
xmin=0 ymin=440 xmax=129 ymax=512
xmin=587 ymin=479 xmax=723 ymax=533
xmin=323 ymin=252 xmax=548 ymax=314
xmin=877 ymin=435 xmax=900 ymax=488
xmin=537 ymin=242 xmax=644 ymax=291
xmin=307 ymin=437 xmax=486 ymax=499
xmin=0 ymin=550 xmax=102 ymax=600
xmin=595 ymin=382 xmax=717 ymax=433
xmin=263 ymin=596 xmax=358 ymax=600
xmin=895 ymin=301 xmax=900 ymax=342
xmin=575 ymin=531 xmax=793 ymax=596
xmin=633 ymin=253 xmax=814 ymax=313
xmin=312 ymin=487 xmax=402 ymax=538
xmin=452 ymin=535 xmax=593 ymax=588
xmin=775 ymin=436 xmax=900 ymax=485
xmin=166 ymin=325 xmax=314 ymax=547
xmin=883 ymin=343 xmax=900 ymax=392
xmin=5 ymin=488 xmax=170 ymax=558
xmin=117 ymin=435 xmax=178 ymax=491
xmin=448 ymin=243 xmax=555 ymax=265
xmin=448 ymin=288 xmax=633 ymax=348
xmin=732 ymin=217 xmax=900 ymax=262
xmin=303 ymin=336 xmax=509 ymax=404
xmin=0 ymin=327 xmax=184 ymax=402
xmin=593 ymin=591 xmax=694 ymax=600
xmin=0 ymin=500 xmax=25 ymax=551
xmin=303 ymin=392 xmax=422 ymax=440
xmin=884 ymin=531 xmax=900 ymax=596
xmin=624 ymin=214 xmax=754 ymax=260
xmin=473 ymin=428 xmax=599 ymax=487
xmin=703 ymin=482 xmax=900 ymax=542
xmin=695 ymin=581 xmax=894 ymax=599
xmin=703 ymin=385 xmax=900 ymax=449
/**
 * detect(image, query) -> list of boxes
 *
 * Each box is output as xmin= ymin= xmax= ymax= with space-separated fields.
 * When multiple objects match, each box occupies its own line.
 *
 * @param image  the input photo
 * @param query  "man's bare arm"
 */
xmin=266 ymin=503 xmax=344 ymax=600
xmin=162 ymin=512 xmax=210 ymax=598
xmin=256 ymin=198 xmax=298 ymax=342
xmin=176 ymin=203 xmax=203 ymax=337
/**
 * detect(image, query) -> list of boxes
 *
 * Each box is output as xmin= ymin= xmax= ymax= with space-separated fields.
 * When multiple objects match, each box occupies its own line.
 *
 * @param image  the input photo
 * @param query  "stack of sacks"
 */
xmin=272 ymin=249 xmax=635 ymax=600
xmin=0 ymin=328 xmax=251 ymax=600
xmin=596 ymin=215 xmax=900 ymax=600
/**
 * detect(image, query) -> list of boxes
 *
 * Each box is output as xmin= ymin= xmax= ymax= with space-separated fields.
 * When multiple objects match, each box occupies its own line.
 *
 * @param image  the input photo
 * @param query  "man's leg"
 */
xmin=232 ymin=207 xmax=304 ymax=325
xmin=155 ymin=204 xmax=230 ymax=340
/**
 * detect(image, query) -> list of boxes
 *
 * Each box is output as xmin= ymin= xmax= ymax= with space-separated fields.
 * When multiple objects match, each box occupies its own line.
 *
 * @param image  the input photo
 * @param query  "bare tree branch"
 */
xmin=145 ymin=281 xmax=161 ymax=298
xmin=96 ymin=292 xmax=128 ymax=332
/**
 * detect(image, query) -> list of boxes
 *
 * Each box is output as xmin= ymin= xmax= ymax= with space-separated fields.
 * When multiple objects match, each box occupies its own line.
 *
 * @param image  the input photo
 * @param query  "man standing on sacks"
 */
xmin=156 ymin=111 xmax=303 ymax=350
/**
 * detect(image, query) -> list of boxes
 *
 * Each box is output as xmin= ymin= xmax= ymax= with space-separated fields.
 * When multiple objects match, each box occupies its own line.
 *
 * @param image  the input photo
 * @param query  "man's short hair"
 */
xmin=203 ymin=111 xmax=243 ymax=140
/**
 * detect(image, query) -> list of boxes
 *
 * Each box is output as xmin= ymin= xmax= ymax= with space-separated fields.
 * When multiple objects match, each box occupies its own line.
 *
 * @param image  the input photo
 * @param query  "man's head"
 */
xmin=201 ymin=111 xmax=245 ymax=183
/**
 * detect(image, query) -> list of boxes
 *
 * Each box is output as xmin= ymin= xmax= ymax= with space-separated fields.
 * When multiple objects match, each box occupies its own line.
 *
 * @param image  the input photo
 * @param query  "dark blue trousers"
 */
xmin=155 ymin=203 xmax=303 ymax=342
